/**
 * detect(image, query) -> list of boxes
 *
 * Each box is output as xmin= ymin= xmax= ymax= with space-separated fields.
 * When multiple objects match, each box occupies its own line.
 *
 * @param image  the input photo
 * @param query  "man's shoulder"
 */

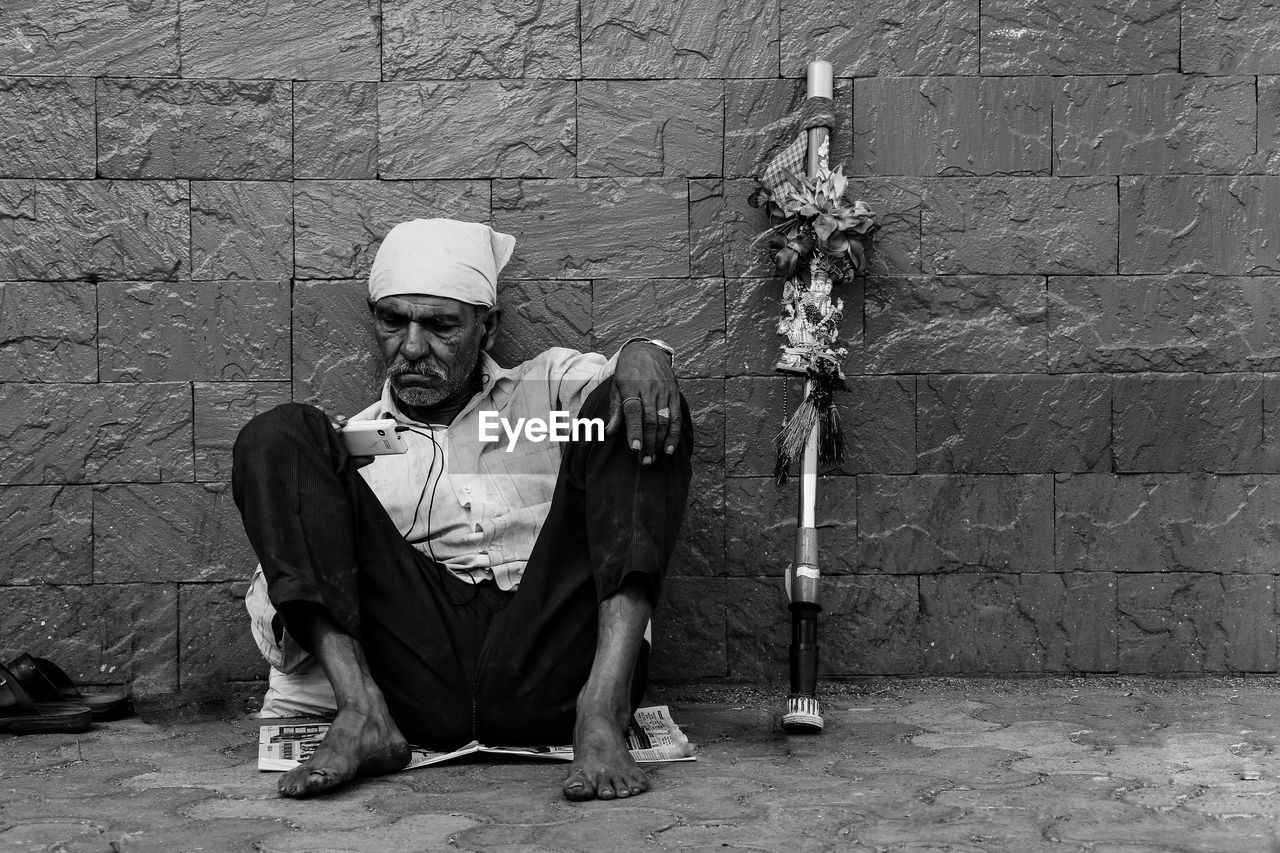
xmin=504 ymin=347 xmax=606 ymax=380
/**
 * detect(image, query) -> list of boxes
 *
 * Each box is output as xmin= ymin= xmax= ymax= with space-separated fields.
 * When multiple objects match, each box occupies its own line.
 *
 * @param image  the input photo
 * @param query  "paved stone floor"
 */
xmin=4 ymin=679 xmax=1280 ymax=852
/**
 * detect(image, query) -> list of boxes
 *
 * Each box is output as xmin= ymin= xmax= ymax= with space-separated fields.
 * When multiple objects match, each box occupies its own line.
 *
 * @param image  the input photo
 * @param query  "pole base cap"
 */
xmin=781 ymin=695 xmax=824 ymax=733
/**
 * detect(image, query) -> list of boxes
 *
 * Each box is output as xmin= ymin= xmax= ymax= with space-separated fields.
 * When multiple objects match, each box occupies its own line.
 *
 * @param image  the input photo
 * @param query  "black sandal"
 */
xmin=5 ymin=654 xmax=130 ymax=722
xmin=0 ymin=663 xmax=92 ymax=735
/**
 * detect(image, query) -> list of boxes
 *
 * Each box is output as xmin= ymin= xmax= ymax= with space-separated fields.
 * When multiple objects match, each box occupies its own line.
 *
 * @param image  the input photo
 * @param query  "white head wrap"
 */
xmin=368 ymin=218 xmax=516 ymax=308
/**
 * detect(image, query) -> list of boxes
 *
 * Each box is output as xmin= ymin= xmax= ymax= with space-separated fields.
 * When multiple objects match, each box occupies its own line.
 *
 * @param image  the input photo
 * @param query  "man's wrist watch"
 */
xmin=622 ymin=337 xmax=677 ymax=369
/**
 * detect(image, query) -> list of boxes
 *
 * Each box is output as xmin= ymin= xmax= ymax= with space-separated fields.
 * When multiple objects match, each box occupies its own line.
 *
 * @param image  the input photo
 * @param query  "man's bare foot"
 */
xmin=278 ymin=706 xmax=410 ymax=798
xmin=562 ymin=706 xmax=648 ymax=801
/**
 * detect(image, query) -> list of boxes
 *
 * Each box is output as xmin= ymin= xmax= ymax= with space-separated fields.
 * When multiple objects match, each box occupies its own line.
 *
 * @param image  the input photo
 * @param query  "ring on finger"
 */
xmin=623 ymin=396 xmax=642 ymax=404
xmin=656 ymin=407 xmax=671 ymax=420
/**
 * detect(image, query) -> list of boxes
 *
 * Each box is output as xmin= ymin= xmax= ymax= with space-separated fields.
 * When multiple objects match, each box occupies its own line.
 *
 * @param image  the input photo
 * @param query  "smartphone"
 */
xmin=340 ymin=419 xmax=408 ymax=456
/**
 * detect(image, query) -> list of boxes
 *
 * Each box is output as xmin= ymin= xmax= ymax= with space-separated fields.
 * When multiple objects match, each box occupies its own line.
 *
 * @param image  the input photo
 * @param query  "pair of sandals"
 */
xmin=0 ymin=654 xmax=130 ymax=734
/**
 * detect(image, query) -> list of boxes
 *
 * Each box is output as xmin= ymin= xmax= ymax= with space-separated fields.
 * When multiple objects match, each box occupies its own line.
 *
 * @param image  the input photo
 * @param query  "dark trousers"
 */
xmin=231 ymin=379 xmax=692 ymax=747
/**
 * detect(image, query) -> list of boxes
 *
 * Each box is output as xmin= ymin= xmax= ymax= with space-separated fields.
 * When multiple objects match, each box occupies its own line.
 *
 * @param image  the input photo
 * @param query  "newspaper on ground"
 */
xmin=258 ymin=704 xmax=696 ymax=772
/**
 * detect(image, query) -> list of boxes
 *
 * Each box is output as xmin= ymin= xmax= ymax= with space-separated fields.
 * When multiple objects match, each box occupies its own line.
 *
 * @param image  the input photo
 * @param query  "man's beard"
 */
xmin=381 ymin=335 xmax=484 ymax=411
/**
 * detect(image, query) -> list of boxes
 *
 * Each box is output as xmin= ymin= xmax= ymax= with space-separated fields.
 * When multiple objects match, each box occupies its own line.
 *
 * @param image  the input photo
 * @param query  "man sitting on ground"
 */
xmin=233 ymin=218 xmax=691 ymax=802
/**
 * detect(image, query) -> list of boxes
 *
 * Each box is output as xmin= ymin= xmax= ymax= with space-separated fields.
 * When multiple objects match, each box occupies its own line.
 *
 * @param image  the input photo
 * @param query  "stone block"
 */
xmin=0 ymin=282 xmax=97 ymax=382
xmin=578 ymin=81 xmax=722 ymax=178
xmin=681 ymin=378 xmax=725 ymax=465
xmin=1049 ymin=275 xmax=1280 ymax=373
xmin=1020 ymin=573 xmax=1118 ymax=672
xmin=593 ymin=279 xmax=724 ymax=379
xmin=97 ymin=79 xmax=291 ymax=180
xmin=294 ymin=83 xmax=377 ymax=180
xmin=920 ymin=574 xmax=1041 ymax=673
xmin=725 ymin=376 xmax=915 ymax=476
xmin=670 ymin=465 xmax=724 ymax=577
xmin=858 ymin=475 xmax=1053 ymax=574
xmin=1054 ymin=75 xmax=1256 ymax=176
xmin=0 ymin=584 xmax=177 ymax=693
xmin=383 ymin=0 xmax=579 ymax=79
xmin=194 ymin=382 xmax=293 ymax=481
xmin=1261 ymin=77 xmax=1280 ymax=175
xmin=0 ymin=77 xmax=95 ymax=178
xmin=0 ymin=0 xmax=178 ymax=76
xmin=379 ymin=82 xmax=575 ymax=179
xmin=1118 ymin=574 xmax=1276 ymax=673
xmin=98 ymin=281 xmax=290 ymax=382
xmin=981 ymin=0 xmax=1179 ymax=75
xmin=179 ymin=582 xmax=266 ymax=686
xmin=918 ymin=374 xmax=1111 ymax=474
xmin=781 ymin=0 xmax=977 ymax=76
xmin=724 ymin=78 xmax=851 ymax=180
xmin=651 ymin=577 xmax=726 ymax=681
xmin=1113 ymin=374 xmax=1268 ymax=473
xmin=1183 ymin=0 xmax=1280 ymax=74
xmin=724 ymin=576 xmax=789 ymax=680
xmin=179 ymin=0 xmax=379 ymax=80
xmin=492 ymin=179 xmax=688 ymax=279
xmin=1057 ymin=473 xmax=1280 ymax=574
xmin=94 ymin=483 xmax=253 ymax=582
xmin=292 ymin=280 xmax=382 ymax=413
xmin=0 ymin=382 xmax=193 ymax=484
xmin=582 ymin=0 xmax=778 ymax=78
xmin=689 ymin=180 xmax=725 ymax=278
xmin=293 ymin=180 xmax=489 ymax=279
xmin=822 ymin=575 xmax=923 ymax=675
xmin=490 ymin=280 xmax=591 ymax=369
xmin=0 ymin=486 xmax=92 ymax=584
xmin=724 ymin=476 xmax=857 ymax=576
xmin=1120 ymin=177 xmax=1280 ymax=275
xmin=0 ymin=180 xmax=188 ymax=280
xmin=923 ymin=177 xmax=1118 ymax=275
xmin=862 ymin=275 xmax=1048 ymax=374
xmin=191 ymin=182 xmax=293 ymax=281
xmin=853 ymin=77 xmax=1051 ymax=177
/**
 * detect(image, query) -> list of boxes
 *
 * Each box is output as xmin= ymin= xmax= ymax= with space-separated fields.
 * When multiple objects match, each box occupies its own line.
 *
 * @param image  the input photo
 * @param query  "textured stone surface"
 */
xmin=917 ymin=374 xmax=1112 ymax=473
xmin=724 ymin=577 xmax=795 ymax=679
xmin=651 ymin=577 xmax=726 ymax=681
xmin=179 ymin=582 xmax=265 ymax=686
xmin=293 ymin=181 xmax=489 ymax=279
xmin=669 ymin=464 xmax=724 ymax=576
xmin=0 ymin=486 xmax=92 ymax=584
xmin=725 ymin=276 xmax=861 ymax=376
xmin=179 ymin=0 xmax=379 ymax=79
xmin=1050 ymin=275 xmax=1280 ymax=372
xmin=1113 ymin=374 xmax=1269 ymax=473
xmin=981 ymin=0 xmax=1180 ymax=74
xmin=1055 ymin=75 xmax=1256 ymax=176
xmin=0 ymin=0 xmax=178 ymax=75
xmin=688 ymin=180 xmax=725 ymax=278
xmin=725 ymin=376 xmax=915 ymax=476
xmin=380 ymin=82 xmax=575 ymax=179
xmin=493 ymin=179 xmax=688 ymax=279
xmin=0 ymin=584 xmax=177 ymax=692
xmin=781 ymin=0 xmax=978 ymax=76
xmin=593 ymin=279 xmax=724 ymax=378
xmin=923 ymin=177 xmax=1119 ymax=274
xmin=97 ymin=79 xmax=291 ymax=181
xmin=723 ymin=476 xmax=857 ymax=576
xmin=681 ymin=379 xmax=724 ymax=466
xmin=823 ymin=575 xmax=923 ymax=675
xmin=0 ymin=282 xmax=97 ymax=382
xmin=578 ymin=81 xmax=722 ymax=178
xmin=382 ymin=0 xmax=580 ymax=79
xmin=1118 ymin=574 xmax=1277 ymax=673
xmin=0 ymin=383 xmax=192 ymax=484
xmin=0 ymin=77 xmax=95 ymax=178
xmin=1260 ymin=76 xmax=1280 ymax=174
xmin=859 ymin=475 xmax=1053 ymax=574
xmin=94 ymin=483 xmax=253 ymax=582
xmin=1057 ymin=474 xmax=1280 ymax=575
xmin=191 ymin=182 xmax=292 ymax=281
xmin=98 ymin=281 xmax=290 ymax=382
xmin=581 ymin=0 xmax=778 ymax=78
xmin=862 ymin=275 xmax=1048 ymax=374
xmin=853 ymin=77 xmax=1051 ymax=176
xmin=1120 ymin=176 xmax=1280 ymax=275
xmin=1020 ymin=573 xmax=1119 ymax=672
xmin=489 ymin=280 xmax=591 ymax=369
xmin=194 ymin=382 xmax=292 ymax=482
xmin=0 ymin=180 xmax=188 ymax=280
xmin=294 ymin=82 xmax=378 ymax=180
xmin=919 ymin=575 xmax=1036 ymax=672
xmin=724 ymin=78 xmax=851 ymax=180
xmin=1183 ymin=0 xmax=1280 ymax=73
xmin=292 ymin=280 xmax=382 ymax=413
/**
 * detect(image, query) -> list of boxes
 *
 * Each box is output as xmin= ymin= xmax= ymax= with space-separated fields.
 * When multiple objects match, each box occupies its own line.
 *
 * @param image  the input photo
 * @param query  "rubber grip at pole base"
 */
xmin=782 ymin=695 xmax=824 ymax=733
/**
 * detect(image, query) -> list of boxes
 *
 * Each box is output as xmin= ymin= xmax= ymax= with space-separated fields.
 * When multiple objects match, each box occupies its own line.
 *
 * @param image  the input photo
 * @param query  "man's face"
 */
xmin=370 ymin=294 xmax=491 ymax=409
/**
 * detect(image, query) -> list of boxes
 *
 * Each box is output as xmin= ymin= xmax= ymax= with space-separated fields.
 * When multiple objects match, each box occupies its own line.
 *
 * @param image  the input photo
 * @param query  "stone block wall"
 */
xmin=3 ymin=0 xmax=1280 ymax=699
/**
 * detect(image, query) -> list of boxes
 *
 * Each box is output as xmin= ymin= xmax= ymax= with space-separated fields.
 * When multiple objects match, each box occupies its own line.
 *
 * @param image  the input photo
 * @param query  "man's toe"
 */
xmin=562 ymin=770 xmax=594 ymax=801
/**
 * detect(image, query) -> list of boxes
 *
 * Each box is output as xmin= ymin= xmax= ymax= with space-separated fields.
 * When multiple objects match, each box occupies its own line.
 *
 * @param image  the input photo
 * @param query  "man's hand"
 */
xmin=314 ymin=405 xmax=375 ymax=469
xmin=605 ymin=342 xmax=682 ymax=465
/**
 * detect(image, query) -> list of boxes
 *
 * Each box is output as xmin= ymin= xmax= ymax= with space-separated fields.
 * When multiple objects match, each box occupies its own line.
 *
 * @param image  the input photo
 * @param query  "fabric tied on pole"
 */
xmin=761 ymin=96 xmax=834 ymax=192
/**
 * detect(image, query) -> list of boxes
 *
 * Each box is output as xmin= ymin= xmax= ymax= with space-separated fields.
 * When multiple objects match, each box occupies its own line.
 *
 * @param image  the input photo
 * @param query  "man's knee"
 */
xmin=232 ymin=403 xmax=329 ymax=467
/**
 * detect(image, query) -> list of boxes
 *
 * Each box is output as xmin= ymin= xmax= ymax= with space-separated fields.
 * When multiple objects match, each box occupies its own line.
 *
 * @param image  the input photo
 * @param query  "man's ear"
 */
xmin=480 ymin=306 xmax=502 ymax=351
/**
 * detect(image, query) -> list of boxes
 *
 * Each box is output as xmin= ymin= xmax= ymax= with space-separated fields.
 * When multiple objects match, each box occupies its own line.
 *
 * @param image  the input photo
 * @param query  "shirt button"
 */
xmin=462 ymin=486 xmax=472 ymax=495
